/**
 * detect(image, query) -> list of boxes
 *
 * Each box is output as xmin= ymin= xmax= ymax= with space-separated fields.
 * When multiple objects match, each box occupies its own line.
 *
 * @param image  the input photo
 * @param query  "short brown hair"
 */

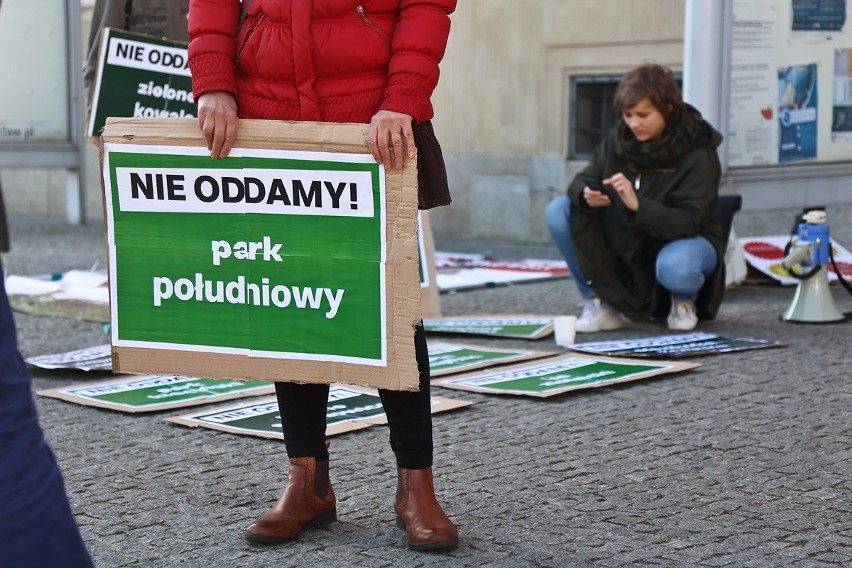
xmin=613 ymin=64 xmax=682 ymax=119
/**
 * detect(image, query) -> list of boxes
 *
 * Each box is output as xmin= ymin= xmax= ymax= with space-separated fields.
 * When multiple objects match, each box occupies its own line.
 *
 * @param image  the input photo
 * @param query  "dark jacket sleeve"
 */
xmin=566 ymin=138 xmax=609 ymax=211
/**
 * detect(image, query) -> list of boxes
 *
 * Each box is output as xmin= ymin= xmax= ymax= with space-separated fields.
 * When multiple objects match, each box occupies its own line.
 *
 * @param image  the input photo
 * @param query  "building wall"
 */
xmin=2 ymin=0 xmax=851 ymax=246
xmin=427 ymin=0 xmax=852 ymax=245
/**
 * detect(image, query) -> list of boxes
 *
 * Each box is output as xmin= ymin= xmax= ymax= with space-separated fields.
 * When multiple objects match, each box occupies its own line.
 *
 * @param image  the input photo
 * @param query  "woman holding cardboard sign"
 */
xmin=187 ymin=0 xmax=457 ymax=552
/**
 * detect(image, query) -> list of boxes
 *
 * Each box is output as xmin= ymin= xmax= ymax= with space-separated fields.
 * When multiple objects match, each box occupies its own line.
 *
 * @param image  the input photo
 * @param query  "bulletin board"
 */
xmin=728 ymin=0 xmax=852 ymax=167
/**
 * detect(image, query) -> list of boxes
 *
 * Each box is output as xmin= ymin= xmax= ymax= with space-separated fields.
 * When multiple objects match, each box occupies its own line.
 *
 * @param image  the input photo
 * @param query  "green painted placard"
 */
xmin=427 ymin=342 xmax=554 ymax=376
xmin=167 ymin=385 xmax=473 ymax=439
xmin=89 ymin=28 xmax=193 ymax=137
xmin=38 ymin=375 xmax=274 ymax=413
xmin=424 ymin=317 xmax=554 ymax=339
xmin=433 ymin=354 xmax=699 ymax=398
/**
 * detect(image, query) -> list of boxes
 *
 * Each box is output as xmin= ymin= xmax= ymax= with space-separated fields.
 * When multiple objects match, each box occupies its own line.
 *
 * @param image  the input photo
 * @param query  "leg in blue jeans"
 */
xmin=655 ymin=237 xmax=717 ymax=300
xmin=544 ymin=196 xmax=595 ymax=300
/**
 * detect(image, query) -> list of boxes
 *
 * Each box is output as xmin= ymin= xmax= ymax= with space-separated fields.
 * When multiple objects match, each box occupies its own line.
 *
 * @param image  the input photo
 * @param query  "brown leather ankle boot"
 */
xmin=394 ymin=467 xmax=459 ymax=551
xmin=245 ymin=457 xmax=336 ymax=544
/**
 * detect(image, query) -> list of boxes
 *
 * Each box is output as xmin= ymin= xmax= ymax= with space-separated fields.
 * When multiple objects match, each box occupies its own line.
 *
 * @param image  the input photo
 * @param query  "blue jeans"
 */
xmin=544 ymin=196 xmax=717 ymax=302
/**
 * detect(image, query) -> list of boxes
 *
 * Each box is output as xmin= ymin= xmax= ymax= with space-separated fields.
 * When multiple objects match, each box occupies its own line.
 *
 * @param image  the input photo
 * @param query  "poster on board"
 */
xmin=778 ymin=63 xmax=818 ymax=163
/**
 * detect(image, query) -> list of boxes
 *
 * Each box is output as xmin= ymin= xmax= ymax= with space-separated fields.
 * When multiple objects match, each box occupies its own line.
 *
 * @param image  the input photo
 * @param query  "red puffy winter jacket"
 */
xmin=188 ymin=0 xmax=456 ymax=124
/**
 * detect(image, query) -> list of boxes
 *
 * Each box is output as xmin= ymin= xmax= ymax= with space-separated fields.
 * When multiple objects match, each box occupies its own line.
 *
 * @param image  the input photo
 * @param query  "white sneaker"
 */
xmin=668 ymin=297 xmax=698 ymax=331
xmin=575 ymin=298 xmax=624 ymax=333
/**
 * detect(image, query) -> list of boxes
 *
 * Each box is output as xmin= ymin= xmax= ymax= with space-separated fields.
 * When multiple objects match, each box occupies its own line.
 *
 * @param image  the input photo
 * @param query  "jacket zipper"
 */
xmin=356 ymin=6 xmax=392 ymax=45
xmin=236 ymin=13 xmax=265 ymax=62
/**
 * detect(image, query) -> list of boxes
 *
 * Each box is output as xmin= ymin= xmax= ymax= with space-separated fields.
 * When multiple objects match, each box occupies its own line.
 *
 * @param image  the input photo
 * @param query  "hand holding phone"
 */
xmin=581 ymin=175 xmax=619 ymax=204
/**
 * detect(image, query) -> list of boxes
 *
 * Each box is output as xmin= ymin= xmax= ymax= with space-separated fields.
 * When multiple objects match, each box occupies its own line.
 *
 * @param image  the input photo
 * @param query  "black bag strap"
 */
xmin=238 ymin=0 xmax=253 ymax=33
xmin=124 ymin=0 xmax=133 ymax=30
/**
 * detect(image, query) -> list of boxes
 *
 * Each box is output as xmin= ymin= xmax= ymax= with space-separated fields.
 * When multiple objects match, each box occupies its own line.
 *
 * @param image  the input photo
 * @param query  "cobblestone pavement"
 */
xmin=6 ymin=215 xmax=851 ymax=568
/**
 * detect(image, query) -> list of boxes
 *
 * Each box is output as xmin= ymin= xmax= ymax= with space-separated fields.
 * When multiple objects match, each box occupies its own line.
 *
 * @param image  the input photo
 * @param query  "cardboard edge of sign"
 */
xmin=432 ymin=353 xmax=700 ymax=398
xmin=36 ymin=376 xmax=276 ymax=414
xmin=164 ymin=388 xmax=474 ymax=440
xmin=423 ymin=313 xmax=556 ymax=339
xmin=101 ymin=118 xmax=422 ymax=392
xmin=428 ymin=341 xmax=558 ymax=377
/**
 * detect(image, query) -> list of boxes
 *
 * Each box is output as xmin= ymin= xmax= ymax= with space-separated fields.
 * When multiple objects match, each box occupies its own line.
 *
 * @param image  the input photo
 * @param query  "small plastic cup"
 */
xmin=553 ymin=316 xmax=577 ymax=346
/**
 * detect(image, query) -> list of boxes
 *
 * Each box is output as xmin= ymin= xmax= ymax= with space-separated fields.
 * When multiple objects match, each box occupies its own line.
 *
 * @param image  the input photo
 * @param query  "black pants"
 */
xmin=275 ymin=324 xmax=433 ymax=469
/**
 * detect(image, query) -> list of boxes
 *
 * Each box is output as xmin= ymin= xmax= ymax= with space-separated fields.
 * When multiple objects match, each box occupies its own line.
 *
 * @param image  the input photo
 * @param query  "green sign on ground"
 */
xmin=434 ymin=355 xmax=699 ymax=398
xmin=427 ymin=342 xmax=554 ymax=376
xmin=38 ymin=375 xmax=274 ymax=413
xmin=424 ymin=317 xmax=554 ymax=339
xmin=89 ymin=29 xmax=193 ymax=137
xmin=167 ymin=385 xmax=473 ymax=439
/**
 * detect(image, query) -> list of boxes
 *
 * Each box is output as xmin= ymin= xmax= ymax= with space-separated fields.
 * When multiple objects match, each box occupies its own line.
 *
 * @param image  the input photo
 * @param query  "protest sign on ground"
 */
xmin=101 ymin=118 xmax=421 ymax=391
xmin=424 ymin=316 xmax=555 ymax=339
xmin=740 ymin=235 xmax=852 ymax=285
xmin=38 ymin=375 xmax=274 ymax=413
xmin=569 ymin=332 xmax=786 ymax=358
xmin=428 ymin=341 xmax=556 ymax=377
xmin=433 ymin=354 xmax=698 ymax=398
xmin=434 ymin=253 xmax=569 ymax=291
xmin=166 ymin=385 xmax=472 ymax=440
xmin=26 ymin=344 xmax=112 ymax=371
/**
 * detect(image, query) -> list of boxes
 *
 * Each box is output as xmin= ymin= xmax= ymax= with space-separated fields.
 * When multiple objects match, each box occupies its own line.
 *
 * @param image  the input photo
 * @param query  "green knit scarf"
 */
xmin=612 ymin=103 xmax=703 ymax=172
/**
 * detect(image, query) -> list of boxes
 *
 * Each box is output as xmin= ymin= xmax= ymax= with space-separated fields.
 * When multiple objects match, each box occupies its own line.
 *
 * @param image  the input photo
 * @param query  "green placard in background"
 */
xmin=89 ymin=29 xmax=193 ymax=137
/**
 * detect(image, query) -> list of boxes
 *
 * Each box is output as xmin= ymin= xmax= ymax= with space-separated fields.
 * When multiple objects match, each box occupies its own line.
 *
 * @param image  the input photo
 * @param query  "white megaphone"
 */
xmin=780 ymin=210 xmax=845 ymax=323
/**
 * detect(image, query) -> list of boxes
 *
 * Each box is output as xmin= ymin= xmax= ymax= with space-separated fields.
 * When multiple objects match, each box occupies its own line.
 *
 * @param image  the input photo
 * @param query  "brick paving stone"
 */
xmin=5 ymin=215 xmax=852 ymax=567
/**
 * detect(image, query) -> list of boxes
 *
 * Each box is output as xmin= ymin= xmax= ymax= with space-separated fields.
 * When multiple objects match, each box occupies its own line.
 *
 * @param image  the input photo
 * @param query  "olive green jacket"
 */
xmin=566 ymin=121 xmax=725 ymax=322
xmin=83 ymin=0 xmax=189 ymax=114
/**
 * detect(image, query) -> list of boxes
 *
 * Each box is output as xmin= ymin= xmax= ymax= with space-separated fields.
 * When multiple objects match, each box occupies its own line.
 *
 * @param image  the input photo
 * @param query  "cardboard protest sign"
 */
xmin=569 ymin=332 xmax=786 ymax=358
xmin=424 ymin=316 xmax=554 ymax=339
xmin=101 ymin=118 xmax=421 ymax=391
xmin=428 ymin=341 xmax=555 ymax=377
xmin=88 ymin=29 xmax=193 ymax=137
xmin=418 ymin=211 xmax=442 ymax=318
xmin=166 ymin=385 xmax=473 ymax=440
xmin=433 ymin=354 xmax=698 ymax=398
xmin=37 ymin=375 xmax=274 ymax=413
xmin=26 ymin=344 xmax=113 ymax=371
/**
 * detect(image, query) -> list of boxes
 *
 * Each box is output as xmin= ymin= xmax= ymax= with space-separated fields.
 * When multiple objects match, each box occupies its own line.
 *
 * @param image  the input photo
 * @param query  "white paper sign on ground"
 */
xmin=26 ymin=344 xmax=113 ymax=371
xmin=435 ymin=252 xmax=569 ymax=291
xmin=740 ymin=235 xmax=852 ymax=285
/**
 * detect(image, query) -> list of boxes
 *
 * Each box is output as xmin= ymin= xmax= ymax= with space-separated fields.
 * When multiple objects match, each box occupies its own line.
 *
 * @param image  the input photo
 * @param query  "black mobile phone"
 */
xmin=581 ymin=175 xmax=618 ymax=201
